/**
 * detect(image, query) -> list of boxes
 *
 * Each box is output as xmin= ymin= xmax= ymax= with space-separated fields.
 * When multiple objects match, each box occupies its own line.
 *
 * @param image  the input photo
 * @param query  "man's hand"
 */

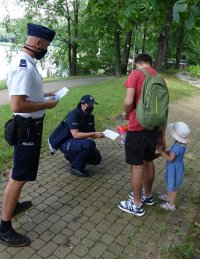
xmin=44 ymin=99 xmax=58 ymax=109
xmin=94 ymin=132 xmax=104 ymax=138
xmin=157 ymin=145 xmax=163 ymax=153
xmin=44 ymin=92 xmax=55 ymax=97
xmin=123 ymin=112 xmax=129 ymax=120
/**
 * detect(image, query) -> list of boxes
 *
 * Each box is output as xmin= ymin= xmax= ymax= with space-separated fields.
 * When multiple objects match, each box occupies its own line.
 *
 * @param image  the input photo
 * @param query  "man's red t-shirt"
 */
xmin=124 ymin=67 xmax=157 ymax=131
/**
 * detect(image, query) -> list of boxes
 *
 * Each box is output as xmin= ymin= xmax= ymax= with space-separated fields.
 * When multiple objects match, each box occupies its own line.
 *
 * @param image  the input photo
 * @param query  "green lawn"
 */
xmin=0 ymin=74 xmax=200 ymax=171
xmin=0 ymin=75 xmax=110 ymax=90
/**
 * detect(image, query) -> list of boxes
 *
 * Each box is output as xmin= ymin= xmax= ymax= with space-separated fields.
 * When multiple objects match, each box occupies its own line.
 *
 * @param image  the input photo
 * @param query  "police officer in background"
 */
xmin=0 ymin=24 xmax=58 ymax=246
xmin=59 ymin=95 xmax=104 ymax=177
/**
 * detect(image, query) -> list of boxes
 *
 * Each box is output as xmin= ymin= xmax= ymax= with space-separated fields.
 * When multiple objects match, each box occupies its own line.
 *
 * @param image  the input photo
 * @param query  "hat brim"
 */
xmin=167 ymin=123 xmax=189 ymax=144
xmin=82 ymin=101 xmax=98 ymax=105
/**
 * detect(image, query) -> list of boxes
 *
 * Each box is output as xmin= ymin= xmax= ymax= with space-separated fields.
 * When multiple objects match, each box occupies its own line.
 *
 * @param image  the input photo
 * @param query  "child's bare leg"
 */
xmin=167 ymin=191 xmax=176 ymax=206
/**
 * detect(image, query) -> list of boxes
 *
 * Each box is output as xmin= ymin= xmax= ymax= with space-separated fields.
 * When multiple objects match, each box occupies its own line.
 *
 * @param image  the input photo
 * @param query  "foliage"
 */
xmin=0 ymin=74 xmax=200 ymax=171
xmin=1 ymin=0 xmax=200 ymax=77
xmin=185 ymin=65 xmax=200 ymax=76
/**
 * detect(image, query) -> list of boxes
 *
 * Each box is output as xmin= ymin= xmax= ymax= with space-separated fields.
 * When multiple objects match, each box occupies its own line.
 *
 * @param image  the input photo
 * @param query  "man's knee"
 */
xmin=81 ymin=139 xmax=96 ymax=151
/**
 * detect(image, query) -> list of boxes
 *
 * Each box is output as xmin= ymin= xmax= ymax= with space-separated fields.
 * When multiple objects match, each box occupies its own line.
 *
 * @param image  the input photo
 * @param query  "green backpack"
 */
xmin=136 ymin=68 xmax=169 ymax=131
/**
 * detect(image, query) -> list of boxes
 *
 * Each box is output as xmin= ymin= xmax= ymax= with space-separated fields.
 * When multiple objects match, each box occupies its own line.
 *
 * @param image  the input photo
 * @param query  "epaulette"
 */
xmin=19 ymin=59 xmax=27 ymax=68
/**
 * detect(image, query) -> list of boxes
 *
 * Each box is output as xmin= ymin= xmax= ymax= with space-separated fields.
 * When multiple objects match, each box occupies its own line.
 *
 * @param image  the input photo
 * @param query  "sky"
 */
xmin=0 ymin=0 xmax=25 ymax=22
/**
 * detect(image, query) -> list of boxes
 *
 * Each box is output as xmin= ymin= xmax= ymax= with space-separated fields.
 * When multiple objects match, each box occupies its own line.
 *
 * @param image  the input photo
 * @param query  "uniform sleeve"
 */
xmin=9 ymin=68 xmax=32 ymax=98
xmin=124 ymin=70 xmax=139 ymax=89
xmin=67 ymin=110 xmax=80 ymax=130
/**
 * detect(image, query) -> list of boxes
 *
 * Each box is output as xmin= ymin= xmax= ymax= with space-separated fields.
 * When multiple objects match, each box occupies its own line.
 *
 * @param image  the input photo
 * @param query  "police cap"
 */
xmin=80 ymin=95 xmax=98 ymax=105
xmin=27 ymin=23 xmax=55 ymax=42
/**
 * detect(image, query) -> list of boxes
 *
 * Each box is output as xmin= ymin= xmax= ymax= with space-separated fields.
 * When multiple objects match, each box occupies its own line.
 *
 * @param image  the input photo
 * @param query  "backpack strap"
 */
xmin=137 ymin=67 xmax=152 ymax=78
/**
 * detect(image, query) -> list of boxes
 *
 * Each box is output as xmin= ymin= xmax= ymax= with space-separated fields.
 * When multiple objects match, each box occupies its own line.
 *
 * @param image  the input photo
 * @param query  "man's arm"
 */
xmin=70 ymin=129 xmax=104 ymax=139
xmin=10 ymin=95 xmax=57 ymax=113
xmin=124 ymin=87 xmax=135 ymax=118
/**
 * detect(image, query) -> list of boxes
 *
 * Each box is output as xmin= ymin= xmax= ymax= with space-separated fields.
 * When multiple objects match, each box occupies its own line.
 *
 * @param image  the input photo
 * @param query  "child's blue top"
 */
xmin=166 ymin=142 xmax=186 ymax=174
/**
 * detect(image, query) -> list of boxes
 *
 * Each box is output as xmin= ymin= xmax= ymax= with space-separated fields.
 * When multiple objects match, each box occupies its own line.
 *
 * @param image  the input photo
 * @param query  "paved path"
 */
xmin=176 ymin=72 xmax=200 ymax=88
xmin=0 ymin=77 xmax=113 ymax=106
xmin=0 ymin=92 xmax=200 ymax=258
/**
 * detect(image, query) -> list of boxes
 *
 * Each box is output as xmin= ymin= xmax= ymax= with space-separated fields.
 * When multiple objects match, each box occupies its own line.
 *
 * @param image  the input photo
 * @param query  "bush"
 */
xmin=185 ymin=65 xmax=200 ymax=77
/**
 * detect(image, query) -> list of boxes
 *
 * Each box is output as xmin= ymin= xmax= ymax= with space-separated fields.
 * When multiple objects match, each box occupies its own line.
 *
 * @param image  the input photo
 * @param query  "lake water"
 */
xmin=0 ymin=45 xmax=10 ymax=80
xmin=0 ymin=45 xmax=56 ymax=80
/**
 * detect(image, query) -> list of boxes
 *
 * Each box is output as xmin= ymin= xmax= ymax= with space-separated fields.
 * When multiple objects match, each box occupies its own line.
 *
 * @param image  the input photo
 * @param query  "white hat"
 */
xmin=168 ymin=122 xmax=190 ymax=144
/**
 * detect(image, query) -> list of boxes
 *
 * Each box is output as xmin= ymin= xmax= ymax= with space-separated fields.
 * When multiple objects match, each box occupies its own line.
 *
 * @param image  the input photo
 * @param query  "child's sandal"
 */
xmin=160 ymin=202 xmax=176 ymax=211
xmin=158 ymin=193 xmax=169 ymax=202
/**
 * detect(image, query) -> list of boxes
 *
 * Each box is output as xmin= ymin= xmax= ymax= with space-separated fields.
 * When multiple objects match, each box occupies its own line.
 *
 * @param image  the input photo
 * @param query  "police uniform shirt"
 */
xmin=7 ymin=51 xmax=45 ymax=119
xmin=67 ymin=108 xmax=95 ymax=133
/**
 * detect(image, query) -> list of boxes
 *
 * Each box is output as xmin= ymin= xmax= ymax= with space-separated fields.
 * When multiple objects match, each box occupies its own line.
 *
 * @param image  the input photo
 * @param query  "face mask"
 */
xmin=24 ymin=44 xmax=48 ymax=60
xmin=85 ymin=106 xmax=94 ymax=114
xmin=34 ymin=49 xmax=47 ymax=60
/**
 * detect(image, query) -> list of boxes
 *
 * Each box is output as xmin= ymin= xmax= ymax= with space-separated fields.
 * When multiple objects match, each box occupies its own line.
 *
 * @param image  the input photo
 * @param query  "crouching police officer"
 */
xmin=59 ymin=95 xmax=104 ymax=177
xmin=0 ymin=23 xmax=58 ymax=246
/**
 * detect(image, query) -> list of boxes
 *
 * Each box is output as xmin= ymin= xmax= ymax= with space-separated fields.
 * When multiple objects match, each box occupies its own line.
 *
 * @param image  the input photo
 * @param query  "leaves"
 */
xmin=185 ymin=11 xmax=195 ymax=30
xmin=173 ymin=0 xmax=187 ymax=23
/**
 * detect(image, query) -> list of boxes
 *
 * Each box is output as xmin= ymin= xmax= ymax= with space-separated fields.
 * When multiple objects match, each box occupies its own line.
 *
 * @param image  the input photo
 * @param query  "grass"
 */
xmin=162 ymin=215 xmax=200 ymax=258
xmin=0 ymin=73 xmax=200 ymax=171
xmin=0 ymin=42 xmax=12 ymax=47
xmin=0 ymin=80 xmax=7 ymax=90
xmin=0 ymin=75 xmax=111 ymax=90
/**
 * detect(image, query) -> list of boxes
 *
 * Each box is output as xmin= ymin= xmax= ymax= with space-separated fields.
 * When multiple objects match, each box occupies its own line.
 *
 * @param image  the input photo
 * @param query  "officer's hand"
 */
xmin=45 ymin=99 xmax=58 ymax=109
xmin=94 ymin=132 xmax=104 ymax=138
xmin=44 ymin=92 xmax=55 ymax=97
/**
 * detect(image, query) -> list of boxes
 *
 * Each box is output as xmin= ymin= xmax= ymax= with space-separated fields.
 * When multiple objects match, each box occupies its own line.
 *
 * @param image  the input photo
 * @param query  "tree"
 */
xmin=19 ymin=0 xmax=81 ymax=76
xmin=153 ymin=0 xmax=200 ymax=71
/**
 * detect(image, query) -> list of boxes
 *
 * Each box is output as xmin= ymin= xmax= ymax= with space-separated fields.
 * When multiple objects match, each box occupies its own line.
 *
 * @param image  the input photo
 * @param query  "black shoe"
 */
xmin=70 ymin=167 xmax=88 ymax=177
xmin=0 ymin=228 xmax=31 ymax=247
xmin=13 ymin=201 xmax=32 ymax=217
xmin=64 ymin=155 xmax=71 ymax=162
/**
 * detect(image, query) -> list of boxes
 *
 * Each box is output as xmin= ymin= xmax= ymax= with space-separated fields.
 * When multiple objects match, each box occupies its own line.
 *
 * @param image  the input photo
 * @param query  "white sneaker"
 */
xmin=48 ymin=138 xmax=56 ymax=155
xmin=118 ymin=199 xmax=145 ymax=216
xmin=128 ymin=192 xmax=155 ymax=206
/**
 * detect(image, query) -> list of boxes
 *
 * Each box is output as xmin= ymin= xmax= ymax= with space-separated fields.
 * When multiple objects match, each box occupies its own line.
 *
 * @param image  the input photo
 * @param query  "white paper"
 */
xmin=103 ymin=129 xmax=119 ymax=140
xmin=54 ymin=87 xmax=69 ymax=100
xmin=44 ymin=87 xmax=69 ymax=101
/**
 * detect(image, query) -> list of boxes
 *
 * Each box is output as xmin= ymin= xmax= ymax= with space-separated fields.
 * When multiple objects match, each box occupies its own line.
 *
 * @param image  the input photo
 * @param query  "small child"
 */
xmin=157 ymin=121 xmax=190 ymax=211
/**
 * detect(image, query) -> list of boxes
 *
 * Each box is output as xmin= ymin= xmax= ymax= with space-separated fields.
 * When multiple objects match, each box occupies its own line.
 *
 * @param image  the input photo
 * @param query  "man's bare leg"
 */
xmin=143 ymin=160 xmax=155 ymax=197
xmin=131 ymin=164 xmax=143 ymax=206
xmin=2 ymin=178 xmax=26 ymax=221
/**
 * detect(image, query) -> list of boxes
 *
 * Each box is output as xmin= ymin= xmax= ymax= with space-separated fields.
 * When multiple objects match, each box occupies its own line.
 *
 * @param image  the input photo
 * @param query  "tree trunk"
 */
xmin=67 ymin=17 xmax=72 ymax=76
xmin=175 ymin=26 xmax=184 ymax=69
xmin=142 ymin=22 xmax=147 ymax=53
xmin=121 ymin=30 xmax=132 ymax=75
xmin=114 ymin=30 xmax=121 ymax=77
xmin=71 ymin=0 xmax=79 ymax=76
xmin=154 ymin=8 xmax=173 ymax=72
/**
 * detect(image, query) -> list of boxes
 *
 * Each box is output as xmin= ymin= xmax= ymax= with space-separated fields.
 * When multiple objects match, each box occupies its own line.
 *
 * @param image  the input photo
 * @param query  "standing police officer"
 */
xmin=59 ymin=95 xmax=104 ymax=177
xmin=0 ymin=23 xmax=58 ymax=246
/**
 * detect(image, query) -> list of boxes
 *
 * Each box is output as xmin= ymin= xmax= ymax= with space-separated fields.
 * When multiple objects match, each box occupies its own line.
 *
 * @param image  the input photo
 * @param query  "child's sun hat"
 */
xmin=168 ymin=121 xmax=190 ymax=144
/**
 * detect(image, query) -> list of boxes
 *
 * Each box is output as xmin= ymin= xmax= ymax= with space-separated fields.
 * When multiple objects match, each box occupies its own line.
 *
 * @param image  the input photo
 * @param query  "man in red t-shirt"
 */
xmin=118 ymin=54 xmax=166 ymax=216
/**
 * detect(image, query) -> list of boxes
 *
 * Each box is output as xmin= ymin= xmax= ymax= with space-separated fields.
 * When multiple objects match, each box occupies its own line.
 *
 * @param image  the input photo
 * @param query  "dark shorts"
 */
xmin=12 ymin=116 xmax=43 ymax=181
xmin=125 ymin=130 xmax=161 ymax=165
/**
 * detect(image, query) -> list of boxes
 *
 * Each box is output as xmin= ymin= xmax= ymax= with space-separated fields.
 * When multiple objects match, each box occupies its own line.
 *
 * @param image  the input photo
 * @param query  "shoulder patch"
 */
xmin=19 ymin=59 xmax=27 ymax=68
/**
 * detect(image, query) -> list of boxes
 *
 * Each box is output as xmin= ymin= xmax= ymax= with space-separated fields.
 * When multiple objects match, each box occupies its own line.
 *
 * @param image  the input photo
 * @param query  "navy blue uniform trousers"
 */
xmin=59 ymin=138 xmax=101 ymax=171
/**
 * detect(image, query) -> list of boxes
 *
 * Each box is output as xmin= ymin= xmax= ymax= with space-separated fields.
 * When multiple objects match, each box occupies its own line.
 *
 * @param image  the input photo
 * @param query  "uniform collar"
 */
xmin=20 ymin=51 xmax=37 ymax=66
xmin=77 ymin=107 xmax=90 ymax=117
